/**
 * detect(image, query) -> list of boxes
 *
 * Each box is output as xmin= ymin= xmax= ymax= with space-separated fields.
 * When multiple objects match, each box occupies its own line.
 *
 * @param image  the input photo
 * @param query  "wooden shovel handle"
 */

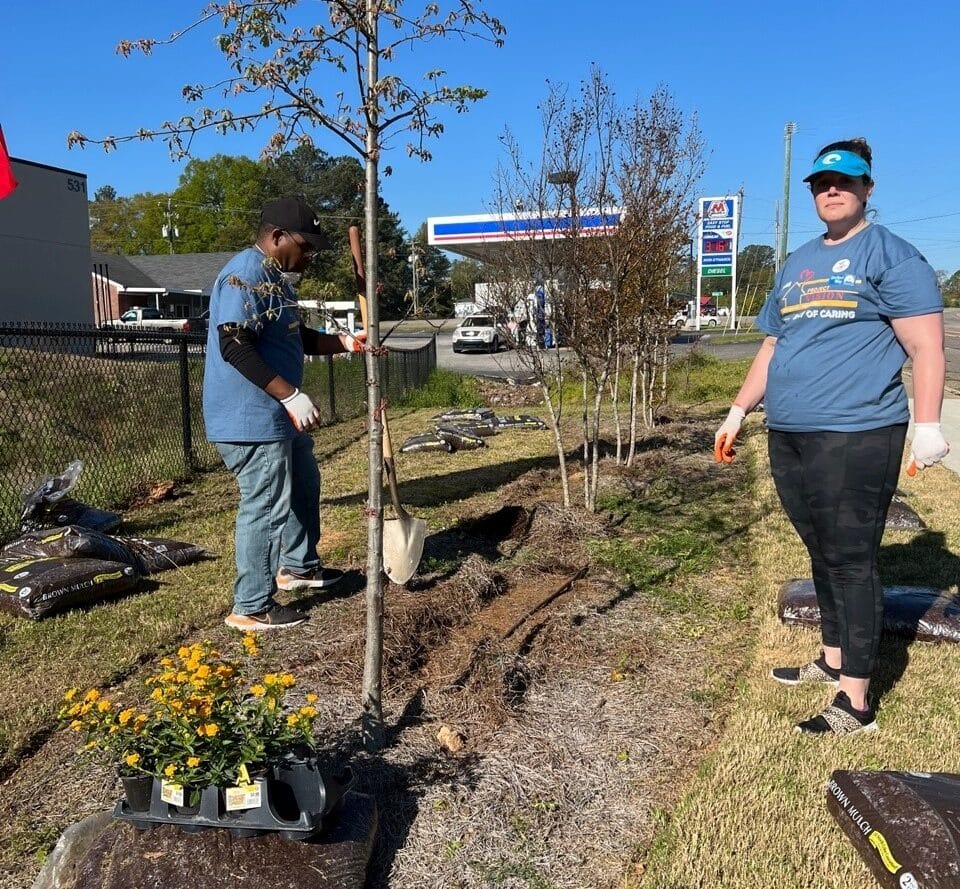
xmin=348 ymin=225 xmax=368 ymax=329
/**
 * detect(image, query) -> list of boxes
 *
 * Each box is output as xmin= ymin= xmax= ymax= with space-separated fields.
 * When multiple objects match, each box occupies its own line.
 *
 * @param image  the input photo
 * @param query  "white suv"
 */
xmin=452 ymin=314 xmax=505 ymax=353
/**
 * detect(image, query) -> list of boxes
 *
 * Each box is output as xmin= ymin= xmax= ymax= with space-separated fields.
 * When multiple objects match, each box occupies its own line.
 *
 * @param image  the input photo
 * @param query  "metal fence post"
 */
xmin=326 ymin=356 xmax=336 ymax=421
xmin=179 ymin=339 xmax=193 ymax=472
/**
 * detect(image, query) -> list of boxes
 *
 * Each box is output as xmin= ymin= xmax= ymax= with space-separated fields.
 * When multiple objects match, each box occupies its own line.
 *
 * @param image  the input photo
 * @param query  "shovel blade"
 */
xmin=383 ymin=515 xmax=427 ymax=585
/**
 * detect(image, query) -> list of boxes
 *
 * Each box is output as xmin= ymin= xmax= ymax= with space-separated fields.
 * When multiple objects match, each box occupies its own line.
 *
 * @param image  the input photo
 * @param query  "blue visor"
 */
xmin=803 ymin=149 xmax=871 ymax=182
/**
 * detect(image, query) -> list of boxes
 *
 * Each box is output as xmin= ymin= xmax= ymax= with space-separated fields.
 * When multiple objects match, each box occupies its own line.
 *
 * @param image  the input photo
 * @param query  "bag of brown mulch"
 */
xmin=399 ymin=433 xmax=454 ymax=454
xmin=0 ymin=557 xmax=140 ymax=619
xmin=115 ymin=536 xmax=211 ymax=574
xmin=494 ymin=414 xmax=547 ymax=431
xmin=434 ymin=425 xmax=487 ymax=452
xmin=2 ymin=526 xmax=145 ymax=573
xmin=826 ymin=769 xmax=960 ymax=888
xmin=778 ymin=579 xmax=960 ymax=643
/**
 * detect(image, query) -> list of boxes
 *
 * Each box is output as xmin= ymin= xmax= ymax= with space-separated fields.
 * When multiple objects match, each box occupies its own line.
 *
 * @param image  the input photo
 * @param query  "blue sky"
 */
xmin=4 ymin=1 xmax=960 ymax=272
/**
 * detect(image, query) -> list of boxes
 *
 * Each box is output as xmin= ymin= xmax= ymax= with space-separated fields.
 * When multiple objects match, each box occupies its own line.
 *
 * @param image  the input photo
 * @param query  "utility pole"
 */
xmin=408 ymin=245 xmax=420 ymax=315
xmin=161 ymin=197 xmax=179 ymax=255
xmin=773 ymin=201 xmax=781 ymax=274
xmin=778 ymin=122 xmax=796 ymax=268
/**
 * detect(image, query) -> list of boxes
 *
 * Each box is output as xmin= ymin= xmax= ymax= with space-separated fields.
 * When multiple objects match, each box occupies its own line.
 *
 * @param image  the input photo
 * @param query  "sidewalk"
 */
xmin=907 ymin=396 xmax=960 ymax=476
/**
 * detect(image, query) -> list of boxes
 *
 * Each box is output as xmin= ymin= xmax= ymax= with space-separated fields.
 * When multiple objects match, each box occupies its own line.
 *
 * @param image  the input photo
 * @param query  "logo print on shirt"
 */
xmin=799 ymin=269 xmax=815 ymax=281
xmin=832 ymin=259 xmax=850 ymax=273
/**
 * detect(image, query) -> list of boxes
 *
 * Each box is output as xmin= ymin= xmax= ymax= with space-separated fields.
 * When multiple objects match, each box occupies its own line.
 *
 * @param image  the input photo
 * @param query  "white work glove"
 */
xmin=339 ymin=330 xmax=367 ymax=353
xmin=910 ymin=422 xmax=950 ymax=471
xmin=280 ymin=389 xmax=320 ymax=432
xmin=714 ymin=405 xmax=746 ymax=464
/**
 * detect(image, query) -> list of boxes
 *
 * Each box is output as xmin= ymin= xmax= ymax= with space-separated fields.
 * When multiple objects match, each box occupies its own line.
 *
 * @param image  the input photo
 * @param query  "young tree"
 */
xmin=70 ymin=1 xmax=505 ymax=743
xmin=486 ymin=72 xmax=703 ymax=511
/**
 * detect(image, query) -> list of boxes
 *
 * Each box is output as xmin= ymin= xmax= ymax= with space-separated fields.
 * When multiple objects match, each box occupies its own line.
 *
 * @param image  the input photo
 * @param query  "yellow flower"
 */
xmin=280 ymin=674 xmax=296 ymax=688
xmin=250 ymin=684 xmax=267 ymax=698
xmin=286 ymin=714 xmax=300 ymax=727
xmin=64 ymin=688 xmax=78 ymax=702
xmin=70 ymin=720 xmax=83 ymax=731
xmin=305 ymin=693 xmax=318 ymax=704
xmin=164 ymin=763 xmax=178 ymax=777
xmin=160 ymin=657 xmax=174 ymax=667
xmin=186 ymin=756 xmax=201 ymax=768
xmin=177 ymin=646 xmax=190 ymax=658
xmin=198 ymin=723 xmax=219 ymax=737
xmin=84 ymin=690 xmax=101 ymax=703
xmin=263 ymin=673 xmax=279 ymax=685
xmin=97 ymin=700 xmax=111 ymax=713
xmin=125 ymin=753 xmax=141 ymax=767
xmin=67 ymin=703 xmax=81 ymax=716
xmin=299 ymin=706 xmax=317 ymax=718
xmin=118 ymin=709 xmax=136 ymax=726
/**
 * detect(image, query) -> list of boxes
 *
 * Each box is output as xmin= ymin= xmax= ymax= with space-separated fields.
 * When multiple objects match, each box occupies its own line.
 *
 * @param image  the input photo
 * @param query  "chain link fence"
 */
xmin=0 ymin=322 xmax=435 ymax=542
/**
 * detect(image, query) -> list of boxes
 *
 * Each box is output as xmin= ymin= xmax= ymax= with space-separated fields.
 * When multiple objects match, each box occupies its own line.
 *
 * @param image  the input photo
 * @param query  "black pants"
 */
xmin=768 ymin=425 xmax=906 ymax=679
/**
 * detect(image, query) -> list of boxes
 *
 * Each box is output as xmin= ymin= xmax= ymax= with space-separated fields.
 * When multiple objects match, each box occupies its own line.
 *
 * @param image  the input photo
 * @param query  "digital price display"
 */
xmin=703 ymin=238 xmax=732 ymax=254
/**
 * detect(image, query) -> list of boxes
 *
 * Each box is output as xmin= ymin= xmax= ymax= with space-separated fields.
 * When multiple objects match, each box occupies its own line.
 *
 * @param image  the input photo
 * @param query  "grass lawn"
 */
xmin=2 ymin=353 xmax=958 ymax=888
xmin=637 ymin=420 xmax=960 ymax=889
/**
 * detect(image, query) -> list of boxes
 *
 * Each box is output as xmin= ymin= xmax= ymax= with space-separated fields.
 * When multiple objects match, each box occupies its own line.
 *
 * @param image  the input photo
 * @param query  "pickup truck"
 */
xmin=102 ymin=307 xmax=192 ymax=332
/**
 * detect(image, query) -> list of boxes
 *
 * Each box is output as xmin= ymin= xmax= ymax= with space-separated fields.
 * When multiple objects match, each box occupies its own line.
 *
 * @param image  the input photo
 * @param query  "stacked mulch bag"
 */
xmin=400 ymin=408 xmax=547 ymax=454
xmin=0 ymin=463 xmax=210 ymax=619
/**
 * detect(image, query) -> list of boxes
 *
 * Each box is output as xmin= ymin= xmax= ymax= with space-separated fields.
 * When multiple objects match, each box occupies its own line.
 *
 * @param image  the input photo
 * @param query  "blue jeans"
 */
xmin=215 ymin=433 xmax=321 ymax=615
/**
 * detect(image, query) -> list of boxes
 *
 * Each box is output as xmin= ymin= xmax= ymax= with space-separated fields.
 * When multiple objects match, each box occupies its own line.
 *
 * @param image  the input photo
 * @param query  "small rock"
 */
xmin=436 ymin=725 xmax=466 ymax=754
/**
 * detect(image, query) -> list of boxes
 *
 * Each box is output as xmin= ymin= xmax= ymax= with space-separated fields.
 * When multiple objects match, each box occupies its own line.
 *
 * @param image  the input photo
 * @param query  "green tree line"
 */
xmin=89 ymin=146 xmax=481 ymax=318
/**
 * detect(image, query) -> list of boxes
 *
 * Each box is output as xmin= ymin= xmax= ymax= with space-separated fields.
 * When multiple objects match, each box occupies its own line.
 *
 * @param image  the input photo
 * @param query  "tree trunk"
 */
xmin=627 ymin=345 xmax=640 ymax=467
xmin=360 ymin=5 xmax=385 ymax=751
xmin=540 ymin=381 xmax=571 ymax=507
xmin=581 ymin=370 xmax=590 ymax=509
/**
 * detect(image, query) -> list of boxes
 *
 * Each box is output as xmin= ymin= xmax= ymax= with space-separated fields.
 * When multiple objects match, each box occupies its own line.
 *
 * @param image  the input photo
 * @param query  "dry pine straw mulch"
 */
xmin=4 ymin=414 xmax=754 ymax=889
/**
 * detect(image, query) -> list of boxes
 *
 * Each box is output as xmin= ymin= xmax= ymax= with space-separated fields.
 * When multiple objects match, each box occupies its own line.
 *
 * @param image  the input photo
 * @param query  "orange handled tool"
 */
xmin=714 ymin=433 xmax=736 ymax=464
xmin=906 ymin=460 xmax=917 ymax=477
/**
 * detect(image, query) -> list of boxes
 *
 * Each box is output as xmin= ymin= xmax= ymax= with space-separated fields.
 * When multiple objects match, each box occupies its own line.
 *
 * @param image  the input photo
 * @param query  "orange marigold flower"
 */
xmin=118 ymin=709 xmax=136 ymax=726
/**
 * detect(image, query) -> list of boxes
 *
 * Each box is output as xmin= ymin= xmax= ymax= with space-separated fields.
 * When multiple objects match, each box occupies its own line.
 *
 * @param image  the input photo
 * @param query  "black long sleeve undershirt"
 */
xmin=217 ymin=324 xmax=277 ymax=390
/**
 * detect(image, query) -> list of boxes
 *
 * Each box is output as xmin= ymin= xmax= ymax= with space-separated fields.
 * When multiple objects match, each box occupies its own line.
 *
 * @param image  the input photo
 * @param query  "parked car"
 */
xmin=671 ymin=309 xmax=717 ymax=329
xmin=102 ymin=307 xmax=190 ymax=333
xmin=452 ymin=314 xmax=506 ymax=353
xmin=185 ymin=310 xmax=210 ymax=335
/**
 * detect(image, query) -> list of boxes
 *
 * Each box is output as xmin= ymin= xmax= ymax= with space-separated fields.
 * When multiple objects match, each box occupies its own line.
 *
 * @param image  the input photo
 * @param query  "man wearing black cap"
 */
xmin=203 ymin=196 xmax=366 ymax=631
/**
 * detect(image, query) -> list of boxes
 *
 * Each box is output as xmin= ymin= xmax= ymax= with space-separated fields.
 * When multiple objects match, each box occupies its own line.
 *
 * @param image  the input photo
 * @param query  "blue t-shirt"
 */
xmin=203 ymin=247 xmax=305 ymax=442
xmin=756 ymin=224 xmax=942 ymax=432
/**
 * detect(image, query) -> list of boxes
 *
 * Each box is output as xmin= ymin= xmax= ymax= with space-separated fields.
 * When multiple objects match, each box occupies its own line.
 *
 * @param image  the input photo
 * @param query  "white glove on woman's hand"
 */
xmin=281 ymin=389 xmax=320 ymax=432
xmin=714 ymin=405 xmax=746 ymax=463
xmin=910 ymin=422 xmax=950 ymax=470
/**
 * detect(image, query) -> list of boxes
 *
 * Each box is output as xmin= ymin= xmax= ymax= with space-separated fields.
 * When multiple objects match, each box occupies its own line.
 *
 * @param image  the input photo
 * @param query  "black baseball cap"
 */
xmin=260 ymin=196 xmax=331 ymax=250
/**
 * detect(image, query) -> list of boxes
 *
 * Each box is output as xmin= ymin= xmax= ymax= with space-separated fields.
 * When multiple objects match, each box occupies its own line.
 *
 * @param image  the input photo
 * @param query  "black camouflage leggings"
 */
xmin=768 ymin=424 xmax=907 ymax=679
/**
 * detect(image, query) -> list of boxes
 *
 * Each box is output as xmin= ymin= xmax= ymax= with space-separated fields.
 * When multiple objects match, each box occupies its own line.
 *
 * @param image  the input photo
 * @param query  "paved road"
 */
xmin=388 ymin=307 xmax=960 ymax=390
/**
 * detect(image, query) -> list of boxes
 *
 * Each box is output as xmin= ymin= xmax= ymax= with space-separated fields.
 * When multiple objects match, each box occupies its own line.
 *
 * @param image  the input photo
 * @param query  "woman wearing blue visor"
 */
xmin=715 ymin=138 xmax=949 ymax=735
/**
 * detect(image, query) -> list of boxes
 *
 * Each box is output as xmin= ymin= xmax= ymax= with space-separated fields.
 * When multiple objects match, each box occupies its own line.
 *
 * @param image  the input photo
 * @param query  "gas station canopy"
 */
xmin=427 ymin=209 xmax=622 ymax=263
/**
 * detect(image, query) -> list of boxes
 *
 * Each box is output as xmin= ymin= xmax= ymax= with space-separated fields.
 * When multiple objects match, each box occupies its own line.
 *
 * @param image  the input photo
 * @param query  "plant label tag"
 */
xmin=225 ymin=783 xmax=262 ymax=811
xmin=160 ymin=782 xmax=185 ymax=806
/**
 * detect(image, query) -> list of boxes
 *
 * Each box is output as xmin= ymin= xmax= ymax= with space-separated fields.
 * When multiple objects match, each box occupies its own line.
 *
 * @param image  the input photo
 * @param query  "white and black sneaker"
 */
xmin=276 ymin=566 xmax=344 ymax=591
xmin=224 ymin=604 xmax=307 ymax=631
xmin=771 ymin=656 xmax=840 ymax=687
xmin=795 ymin=691 xmax=878 ymax=736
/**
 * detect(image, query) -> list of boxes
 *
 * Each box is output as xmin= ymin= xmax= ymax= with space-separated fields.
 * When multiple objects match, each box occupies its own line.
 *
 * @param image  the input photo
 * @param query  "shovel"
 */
xmin=380 ymin=409 xmax=427 ymax=584
xmin=349 ymin=225 xmax=427 ymax=583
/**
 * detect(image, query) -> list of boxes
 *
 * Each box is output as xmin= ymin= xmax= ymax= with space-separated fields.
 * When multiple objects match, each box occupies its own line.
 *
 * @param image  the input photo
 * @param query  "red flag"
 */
xmin=0 ymin=126 xmax=18 ymax=200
